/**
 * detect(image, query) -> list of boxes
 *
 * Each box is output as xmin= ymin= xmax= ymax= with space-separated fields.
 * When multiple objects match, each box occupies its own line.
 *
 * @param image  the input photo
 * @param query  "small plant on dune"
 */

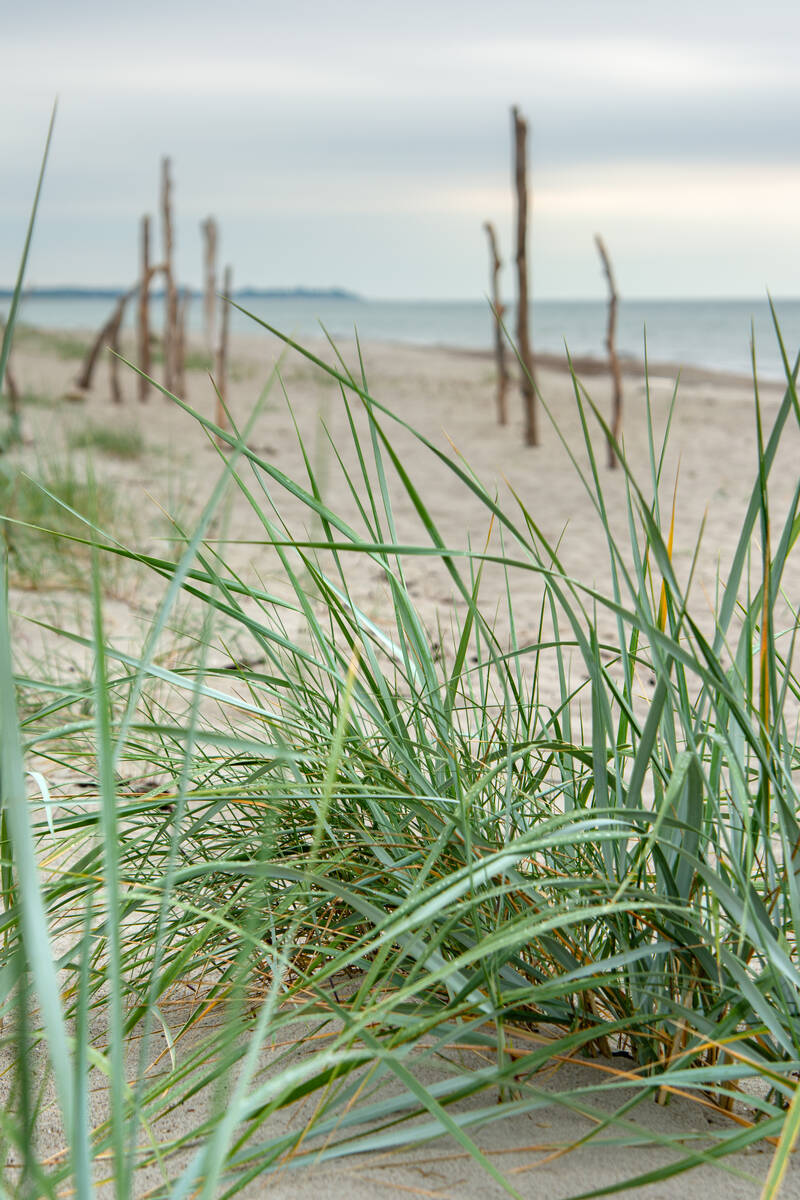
xmin=45 ymin=331 xmax=89 ymax=360
xmin=20 ymin=388 xmax=55 ymax=408
xmin=30 ymin=328 xmax=90 ymax=361
xmin=183 ymin=348 xmax=214 ymax=372
xmin=0 ymin=388 xmax=54 ymax=412
xmin=2 ymin=323 xmax=90 ymax=361
xmin=68 ymin=421 xmax=145 ymax=459
xmin=151 ymin=344 xmax=250 ymax=379
xmin=0 ymin=459 xmax=118 ymax=588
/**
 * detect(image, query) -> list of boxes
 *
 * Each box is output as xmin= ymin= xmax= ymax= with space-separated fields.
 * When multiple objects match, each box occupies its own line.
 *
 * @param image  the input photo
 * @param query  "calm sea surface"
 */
xmin=7 ymin=295 xmax=800 ymax=382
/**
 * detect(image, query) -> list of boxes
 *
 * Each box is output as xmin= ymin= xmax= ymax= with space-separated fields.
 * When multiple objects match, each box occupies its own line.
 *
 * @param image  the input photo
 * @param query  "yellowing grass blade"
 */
xmin=657 ymin=465 xmax=679 ymax=632
xmin=760 ymin=1082 xmax=800 ymax=1200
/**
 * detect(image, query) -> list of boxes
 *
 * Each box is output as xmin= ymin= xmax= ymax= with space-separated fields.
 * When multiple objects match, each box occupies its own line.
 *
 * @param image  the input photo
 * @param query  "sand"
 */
xmin=4 ymin=326 xmax=800 ymax=1197
xmin=10 ymin=328 xmax=800 ymax=735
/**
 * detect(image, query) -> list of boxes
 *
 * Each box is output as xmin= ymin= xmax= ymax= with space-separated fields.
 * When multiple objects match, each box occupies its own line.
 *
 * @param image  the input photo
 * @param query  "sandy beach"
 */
xmin=8 ymin=326 xmax=800 ymax=719
xmin=4 ymin=325 xmax=800 ymax=1198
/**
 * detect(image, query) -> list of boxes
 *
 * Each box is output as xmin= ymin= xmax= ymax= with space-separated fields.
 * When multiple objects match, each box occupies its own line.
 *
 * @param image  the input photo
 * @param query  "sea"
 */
xmin=6 ymin=294 xmax=800 ymax=383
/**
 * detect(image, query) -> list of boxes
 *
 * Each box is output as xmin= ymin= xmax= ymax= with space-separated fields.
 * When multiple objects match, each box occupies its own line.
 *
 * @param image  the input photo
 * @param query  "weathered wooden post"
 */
xmin=483 ymin=220 xmax=509 ymax=425
xmin=160 ymin=156 xmax=178 ymax=394
xmin=201 ymin=217 xmax=218 ymax=355
xmin=215 ymin=265 xmax=232 ymax=441
xmin=106 ymin=295 xmax=127 ymax=404
xmin=594 ymin=234 xmax=623 ymax=469
xmin=512 ymin=105 xmax=537 ymax=446
xmin=137 ymin=214 xmax=152 ymax=402
xmin=175 ymin=287 xmax=188 ymax=398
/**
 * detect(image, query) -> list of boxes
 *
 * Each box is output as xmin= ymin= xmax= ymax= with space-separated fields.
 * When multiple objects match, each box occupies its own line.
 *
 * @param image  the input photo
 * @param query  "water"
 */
xmin=6 ymin=294 xmax=800 ymax=381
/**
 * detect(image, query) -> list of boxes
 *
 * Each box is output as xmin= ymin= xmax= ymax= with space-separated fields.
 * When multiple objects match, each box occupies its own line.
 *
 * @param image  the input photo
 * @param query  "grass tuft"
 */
xmin=68 ymin=421 xmax=145 ymax=459
xmin=0 ymin=460 xmax=117 ymax=587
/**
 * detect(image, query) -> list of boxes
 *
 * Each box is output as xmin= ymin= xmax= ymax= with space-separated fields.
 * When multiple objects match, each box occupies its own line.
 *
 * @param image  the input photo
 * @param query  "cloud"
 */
xmin=537 ymin=163 xmax=800 ymax=225
xmin=3 ymin=1 xmax=800 ymax=297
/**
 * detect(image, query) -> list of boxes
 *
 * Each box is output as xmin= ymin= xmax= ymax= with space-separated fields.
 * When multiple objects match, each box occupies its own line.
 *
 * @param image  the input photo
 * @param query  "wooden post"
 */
xmin=201 ymin=217 xmax=218 ymax=354
xmin=175 ymin=287 xmax=188 ymax=398
xmin=483 ymin=221 xmax=509 ymax=425
xmin=108 ymin=292 xmax=127 ymax=405
xmin=512 ymin=106 xmax=537 ymax=446
xmin=137 ymin=214 xmax=151 ymax=402
xmin=215 ymin=265 xmax=232 ymax=441
xmin=595 ymin=234 xmax=623 ymax=469
xmin=160 ymin=156 xmax=178 ymax=395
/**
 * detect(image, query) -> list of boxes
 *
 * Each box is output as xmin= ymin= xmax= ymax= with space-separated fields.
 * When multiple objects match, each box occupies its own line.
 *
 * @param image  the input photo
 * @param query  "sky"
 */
xmin=3 ymin=0 xmax=800 ymax=300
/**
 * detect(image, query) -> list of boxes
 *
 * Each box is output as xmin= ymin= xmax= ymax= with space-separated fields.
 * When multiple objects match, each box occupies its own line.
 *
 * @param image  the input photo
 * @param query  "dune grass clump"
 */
xmin=68 ymin=421 xmax=145 ymax=459
xmin=183 ymin=348 xmax=214 ymax=372
xmin=0 ymin=459 xmax=117 ymax=587
xmin=2 ymin=323 xmax=90 ymax=361
xmin=151 ymin=343 xmax=250 ymax=379
xmin=38 ymin=330 xmax=89 ymax=360
xmin=0 ymin=388 xmax=55 ymax=411
xmin=1 ymin=303 xmax=800 ymax=1197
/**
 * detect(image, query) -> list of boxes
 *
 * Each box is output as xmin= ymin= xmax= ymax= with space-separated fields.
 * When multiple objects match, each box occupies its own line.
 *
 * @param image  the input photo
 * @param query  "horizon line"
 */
xmin=3 ymin=286 xmax=800 ymax=305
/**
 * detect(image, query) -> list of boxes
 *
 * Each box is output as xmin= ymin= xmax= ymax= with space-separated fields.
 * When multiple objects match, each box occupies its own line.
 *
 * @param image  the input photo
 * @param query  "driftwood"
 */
xmin=483 ymin=221 xmax=509 ymax=425
xmin=215 ymin=265 xmax=232 ymax=440
xmin=75 ymin=286 xmax=136 ymax=392
xmin=106 ymin=297 xmax=127 ymax=404
xmin=160 ymin=157 xmax=179 ymax=395
xmin=137 ymin=214 xmax=152 ymax=402
xmin=201 ymin=217 xmax=218 ymax=353
xmin=75 ymin=266 xmax=164 ymax=397
xmin=594 ymin=234 xmax=623 ymax=469
xmin=512 ymin=106 xmax=537 ymax=446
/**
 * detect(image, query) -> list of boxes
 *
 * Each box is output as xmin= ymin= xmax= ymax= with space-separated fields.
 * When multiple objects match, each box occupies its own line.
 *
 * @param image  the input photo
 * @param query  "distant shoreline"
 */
xmin=4 ymin=289 xmax=800 ymax=304
xmin=3 ymin=294 xmax=797 ymax=384
xmin=0 ymin=286 xmax=363 ymax=302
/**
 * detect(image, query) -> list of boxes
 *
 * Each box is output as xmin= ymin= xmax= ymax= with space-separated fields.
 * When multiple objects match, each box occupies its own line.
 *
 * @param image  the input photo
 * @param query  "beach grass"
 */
xmin=1 ymin=306 xmax=799 ymax=1197
xmin=0 ymin=388 xmax=56 ymax=410
xmin=67 ymin=421 xmax=145 ymax=459
xmin=4 ymin=325 xmax=91 ymax=361
xmin=0 ymin=459 xmax=118 ymax=588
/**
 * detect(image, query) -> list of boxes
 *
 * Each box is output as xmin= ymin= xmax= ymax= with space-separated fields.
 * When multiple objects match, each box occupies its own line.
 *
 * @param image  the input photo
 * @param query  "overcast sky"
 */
xmin=3 ymin=0 xmax=800 ymax=299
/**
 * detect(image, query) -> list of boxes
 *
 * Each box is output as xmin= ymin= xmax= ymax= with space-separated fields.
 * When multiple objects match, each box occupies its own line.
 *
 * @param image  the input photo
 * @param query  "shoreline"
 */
xmin=8 ymin=289 xmax=799 ymax=388
xmin=415 ymin=340 xmax=788 ymax=390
